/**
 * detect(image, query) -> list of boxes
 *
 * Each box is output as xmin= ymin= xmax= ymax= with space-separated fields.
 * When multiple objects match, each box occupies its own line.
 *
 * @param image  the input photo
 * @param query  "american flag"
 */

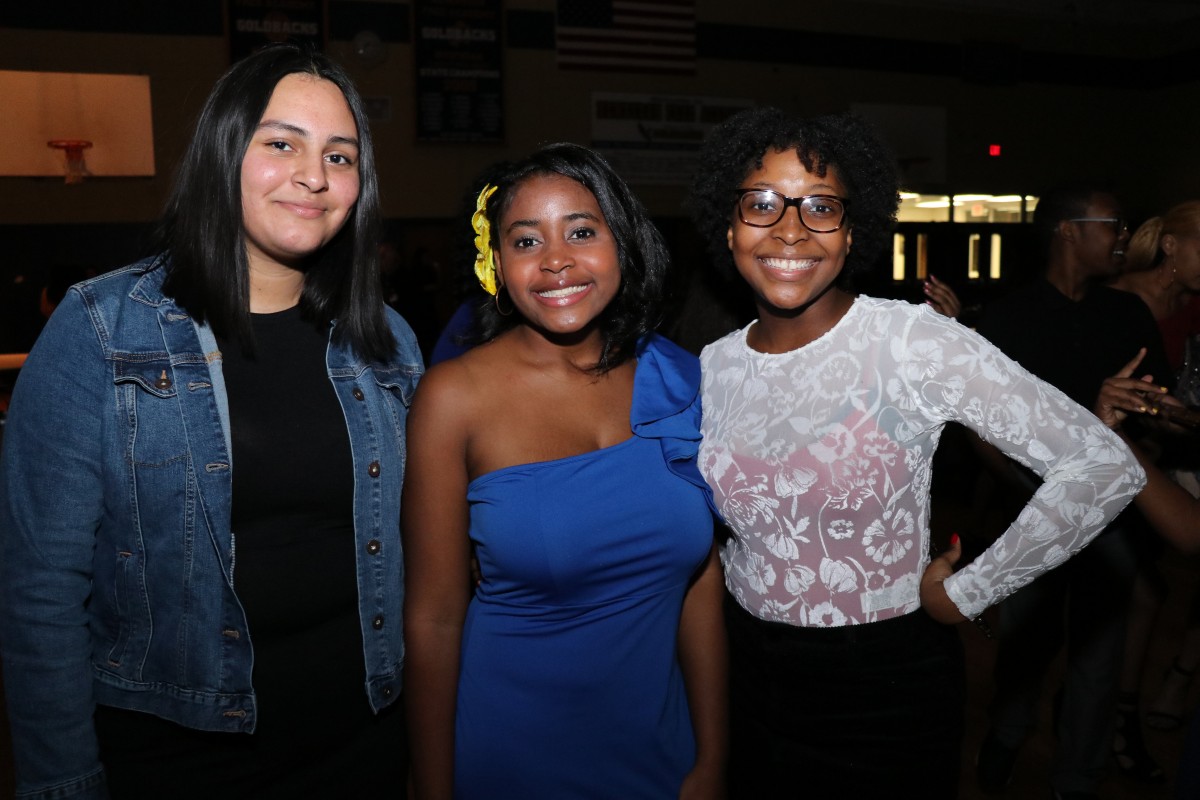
xmin=556 ymin=0 xmax=696 ymax=75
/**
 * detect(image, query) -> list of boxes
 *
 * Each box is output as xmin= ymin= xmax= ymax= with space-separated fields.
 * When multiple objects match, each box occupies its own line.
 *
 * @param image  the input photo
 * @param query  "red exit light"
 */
xmin=988 ymin=144 xmax=1002 ymax=157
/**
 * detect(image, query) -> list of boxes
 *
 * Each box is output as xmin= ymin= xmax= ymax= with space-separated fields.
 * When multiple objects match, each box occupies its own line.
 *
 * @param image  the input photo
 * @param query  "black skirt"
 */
xmin=724 ymin=595 xmax=965 ymax=799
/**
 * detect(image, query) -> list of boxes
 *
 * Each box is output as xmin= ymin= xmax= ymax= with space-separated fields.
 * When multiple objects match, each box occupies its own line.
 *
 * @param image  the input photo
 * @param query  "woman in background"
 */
xmin=1106 ymin=201 xmax=1200 ymax=780
xmin=1095 ymin=349 xmax=1200 ymax=798
xmin=1115 ymin=203 xmax=1200 ymax=371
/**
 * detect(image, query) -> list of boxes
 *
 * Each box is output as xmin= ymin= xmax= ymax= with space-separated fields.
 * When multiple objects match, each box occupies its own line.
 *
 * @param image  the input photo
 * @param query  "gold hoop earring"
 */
xmin=1161 ymin=259 xmax=1178 ymax=290
xmin=494 ymin=286 xmax=514 ymax=316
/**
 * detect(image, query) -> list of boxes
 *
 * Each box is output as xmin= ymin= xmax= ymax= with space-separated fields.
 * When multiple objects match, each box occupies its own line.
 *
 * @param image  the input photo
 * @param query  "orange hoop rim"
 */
xmin=47 ymin=139 xmax=93 ymax=150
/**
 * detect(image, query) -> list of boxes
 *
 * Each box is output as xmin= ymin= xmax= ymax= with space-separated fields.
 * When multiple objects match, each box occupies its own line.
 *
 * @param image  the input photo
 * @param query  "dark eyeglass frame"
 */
xmin=1066 ymin=217 xmax=1128 ymax=235
xmin=734 ymin=189 xmax=851 ymax=233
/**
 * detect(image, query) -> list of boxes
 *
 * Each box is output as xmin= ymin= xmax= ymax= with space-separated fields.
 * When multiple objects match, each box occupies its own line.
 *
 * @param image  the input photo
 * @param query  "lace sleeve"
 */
xmin=896 ymin=309 xmax=1147 ymax=619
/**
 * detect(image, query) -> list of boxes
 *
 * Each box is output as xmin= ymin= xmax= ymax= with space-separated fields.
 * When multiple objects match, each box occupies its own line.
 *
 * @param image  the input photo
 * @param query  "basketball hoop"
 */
xmin=47 ymin=139 xmax=93 ymax=184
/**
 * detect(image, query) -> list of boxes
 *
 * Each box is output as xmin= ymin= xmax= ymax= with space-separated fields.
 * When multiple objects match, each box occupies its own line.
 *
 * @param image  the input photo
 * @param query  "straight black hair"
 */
xmin=159 ymin=42 xmax=394 ymax=361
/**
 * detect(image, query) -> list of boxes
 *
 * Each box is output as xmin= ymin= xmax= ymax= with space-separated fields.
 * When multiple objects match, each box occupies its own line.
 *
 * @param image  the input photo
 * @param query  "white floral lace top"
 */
xmin=700 ymin=296 xmax=1146 ymax=626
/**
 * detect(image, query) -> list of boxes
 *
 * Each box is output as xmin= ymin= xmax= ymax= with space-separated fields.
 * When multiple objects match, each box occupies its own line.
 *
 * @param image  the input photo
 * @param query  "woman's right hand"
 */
xmin=679 ymin=760 xmax=725 ymax=800
xmin=919 ymin=534 xmax=968 ymax=625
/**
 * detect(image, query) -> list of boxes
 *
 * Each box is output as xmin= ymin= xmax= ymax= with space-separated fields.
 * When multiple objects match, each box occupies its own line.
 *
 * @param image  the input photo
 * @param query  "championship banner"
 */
xmin=228 ymin=0 xmax=326 ymax=63
xmin=414 ymin=0 xmax=503 ymax=143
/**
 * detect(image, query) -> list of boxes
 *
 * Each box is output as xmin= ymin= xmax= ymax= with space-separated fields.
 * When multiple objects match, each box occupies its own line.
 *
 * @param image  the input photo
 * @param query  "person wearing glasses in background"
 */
xmin=687 ymin=108 xmax=1146 ymax=798
xmin=970 ymin=184 xmax=1172 ymax=800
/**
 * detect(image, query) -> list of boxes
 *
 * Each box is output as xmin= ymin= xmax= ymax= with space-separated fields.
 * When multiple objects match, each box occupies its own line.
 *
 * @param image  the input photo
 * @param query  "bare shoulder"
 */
xmin=410 ymin=340 xmax=511 ymax=426
xmin=413 ymin=355 xmax=468 ymax=401
xmin=405 ymin=365 xmax=470 ymax=456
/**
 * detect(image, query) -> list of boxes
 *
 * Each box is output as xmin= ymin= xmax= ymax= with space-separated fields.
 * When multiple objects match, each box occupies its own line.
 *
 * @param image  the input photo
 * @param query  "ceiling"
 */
xmin=865 ymin=0 xmax=1200 ymax=26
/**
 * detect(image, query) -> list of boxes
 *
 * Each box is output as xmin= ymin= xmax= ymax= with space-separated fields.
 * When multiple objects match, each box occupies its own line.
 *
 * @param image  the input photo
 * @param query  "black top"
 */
xmin=977 ymin=278 xmax=1173 ymax=407
xmin=975 ymin=278 xmax=1169 ymax=536
xmin=95 ymin=306 xmax=404 ymax=798
xmin=224 ymin=305 xmax=358 ymax=648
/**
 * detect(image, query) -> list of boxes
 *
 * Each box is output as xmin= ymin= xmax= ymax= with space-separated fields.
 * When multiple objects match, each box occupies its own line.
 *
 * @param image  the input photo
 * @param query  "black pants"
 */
xmin=725 ymin=597 xmax=965 ymax=799
xmin=97 ymin=693 xmax=407 ymax=799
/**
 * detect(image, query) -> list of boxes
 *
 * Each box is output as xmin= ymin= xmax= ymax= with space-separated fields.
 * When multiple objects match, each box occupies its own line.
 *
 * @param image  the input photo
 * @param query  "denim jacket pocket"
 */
xmin=113 ymin=356 xmax=191 ymax=468
xmin=101 ymin=547 xmax=140 ymax=669
xmin=372 ymin=364 xmax=420 ymax=449
xmin=372 ymin=363 xmax=421 ymax=405
xmin=104 ymin=356 xmax=190 ymax=679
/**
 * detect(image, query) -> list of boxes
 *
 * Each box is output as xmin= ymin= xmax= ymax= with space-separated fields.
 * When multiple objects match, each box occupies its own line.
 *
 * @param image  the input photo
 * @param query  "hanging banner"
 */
xmin=590 ymin=92 xmax=753 ymax=186
xmin=414 ymin=0 xmax=503 ymax=143
xmin=227 ymin=0 xmax=325 ymax=63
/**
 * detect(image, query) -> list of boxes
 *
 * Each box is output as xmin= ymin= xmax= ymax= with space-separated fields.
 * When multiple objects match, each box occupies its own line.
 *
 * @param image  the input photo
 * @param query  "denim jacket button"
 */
xmin=372 ymin=614 xmax=384 ymax=630
xmin=352 ymin=387 xmax=365 ymax=401
xmin=154 ymin=370 xmax=172 ymax=390
xmin=367 ymin=539 xmax=381 ymax=555
xmin=367 ymin=461 xmax=381 ymax=478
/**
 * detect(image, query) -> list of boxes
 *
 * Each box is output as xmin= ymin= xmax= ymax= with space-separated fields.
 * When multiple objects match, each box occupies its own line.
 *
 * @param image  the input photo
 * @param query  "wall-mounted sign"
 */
xmin=227 ymin=0 xmax=325 ymax=63
xmin=590 ymin=92 xmax=752 ymax=186
xmin=414 ymin=0 xmax=503 ymax=143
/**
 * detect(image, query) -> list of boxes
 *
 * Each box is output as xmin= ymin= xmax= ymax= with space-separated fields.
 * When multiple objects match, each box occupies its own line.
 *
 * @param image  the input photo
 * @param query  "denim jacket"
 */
xmin=0 ymin=257 xmax=422 ymax=799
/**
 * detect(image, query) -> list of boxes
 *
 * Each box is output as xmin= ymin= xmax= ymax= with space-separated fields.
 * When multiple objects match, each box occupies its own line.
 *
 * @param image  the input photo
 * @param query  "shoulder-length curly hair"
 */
xmin=688 ymin=107 xmax=899 ymax=288
xmin=476 ymin=142 xmax=669 ymax=373
xmin=159 ymin=42 xmax=393 ymax=362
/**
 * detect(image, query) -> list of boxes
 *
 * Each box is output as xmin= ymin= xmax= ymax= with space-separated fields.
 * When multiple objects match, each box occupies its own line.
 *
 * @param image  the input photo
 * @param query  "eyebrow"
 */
xmin=749 ymin=181 xmax=840 ymax=193
xmin=257 ymin=120 xmax=360 ymax=149
xmin=505 ymin=210 xmax=601 ymax=233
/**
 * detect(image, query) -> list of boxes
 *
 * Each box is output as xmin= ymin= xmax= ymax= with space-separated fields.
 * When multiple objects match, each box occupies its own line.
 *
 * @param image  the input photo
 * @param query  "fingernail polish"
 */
xmin=950 ymin=533 xmax=960 ymax=546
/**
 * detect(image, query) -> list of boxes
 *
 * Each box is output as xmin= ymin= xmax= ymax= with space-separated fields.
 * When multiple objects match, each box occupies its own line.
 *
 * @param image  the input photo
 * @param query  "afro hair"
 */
xmin=688 ymin=107 xmax=899 ymax=288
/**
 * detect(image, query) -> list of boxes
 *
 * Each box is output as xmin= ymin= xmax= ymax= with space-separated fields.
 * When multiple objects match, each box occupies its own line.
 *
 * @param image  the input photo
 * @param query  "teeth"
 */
xmin=762 ymin=257 xmax=817 ymax=271
xmin=538 ymin=285 xmax=588 ymax=298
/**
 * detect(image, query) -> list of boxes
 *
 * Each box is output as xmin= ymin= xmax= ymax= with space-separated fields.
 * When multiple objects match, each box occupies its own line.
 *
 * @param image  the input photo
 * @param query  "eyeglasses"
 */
xmin=734 ymin=190 xmax=850 ymax=232
xmin=1067 ymin=217 xmax=1128 ymax=235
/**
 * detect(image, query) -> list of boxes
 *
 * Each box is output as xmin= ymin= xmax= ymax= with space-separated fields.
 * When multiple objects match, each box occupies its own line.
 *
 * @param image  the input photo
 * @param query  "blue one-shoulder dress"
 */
xmin=454 ymin=335 xmax=714 ymax=799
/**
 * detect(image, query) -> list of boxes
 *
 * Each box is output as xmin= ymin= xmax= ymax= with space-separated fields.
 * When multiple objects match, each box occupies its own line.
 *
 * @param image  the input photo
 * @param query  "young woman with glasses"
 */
xmin=687 ymin=107 xmax=1146 ymax=797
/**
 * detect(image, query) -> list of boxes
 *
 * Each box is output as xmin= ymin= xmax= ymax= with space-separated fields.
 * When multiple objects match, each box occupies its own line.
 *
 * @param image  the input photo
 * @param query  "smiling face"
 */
xmin=493 ymin=172 xmax=622 ymax=337
xmin=240 ymin=73 xmax=361 ymax=276
xmin=727 ymin=148 xmax=853 ymax=321
xmin=1067 ymin=192 xmax=1130 ymax=280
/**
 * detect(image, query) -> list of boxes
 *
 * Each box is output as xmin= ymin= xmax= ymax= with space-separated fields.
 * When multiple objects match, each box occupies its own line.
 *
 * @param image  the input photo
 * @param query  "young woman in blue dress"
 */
xmin=403 ymin=143 xmax=726 ymax=799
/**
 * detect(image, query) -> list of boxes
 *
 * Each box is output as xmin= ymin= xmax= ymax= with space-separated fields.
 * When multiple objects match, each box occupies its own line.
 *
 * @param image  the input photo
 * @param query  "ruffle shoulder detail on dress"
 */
xmin=630 ymin=334 xmax=716 ymax=514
